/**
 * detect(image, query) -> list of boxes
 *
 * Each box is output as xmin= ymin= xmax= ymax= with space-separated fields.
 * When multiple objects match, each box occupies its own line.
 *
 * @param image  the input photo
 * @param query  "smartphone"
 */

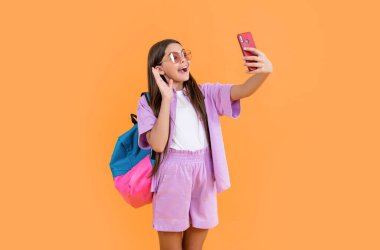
xmin=237 ymin=32 xmax=258 ymax=71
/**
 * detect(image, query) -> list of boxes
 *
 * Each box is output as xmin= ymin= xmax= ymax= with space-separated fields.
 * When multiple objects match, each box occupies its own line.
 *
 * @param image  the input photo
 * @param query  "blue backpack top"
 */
xmin=109 ymin=92 xmax=156 ymax=179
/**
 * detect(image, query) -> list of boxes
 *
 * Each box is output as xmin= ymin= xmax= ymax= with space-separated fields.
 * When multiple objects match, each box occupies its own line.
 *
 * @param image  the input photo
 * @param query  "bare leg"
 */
xmin=182 ymin=225 xmax=209 ymax=250
xmin=157 ymin=231 xmax=183 ymax=250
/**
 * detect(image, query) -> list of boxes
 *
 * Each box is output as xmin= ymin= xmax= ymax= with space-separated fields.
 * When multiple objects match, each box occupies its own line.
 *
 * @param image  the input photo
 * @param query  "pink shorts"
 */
xmin=151 ymin=147 xmax=218 ymax=232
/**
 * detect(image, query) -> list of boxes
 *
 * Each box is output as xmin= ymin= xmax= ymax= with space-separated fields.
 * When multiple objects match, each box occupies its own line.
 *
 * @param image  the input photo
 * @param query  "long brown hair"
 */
xmin=146 ymin=39 xmax=212 ymax=178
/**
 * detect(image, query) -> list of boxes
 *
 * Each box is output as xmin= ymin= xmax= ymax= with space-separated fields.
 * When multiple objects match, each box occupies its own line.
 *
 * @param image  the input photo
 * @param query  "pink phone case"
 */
xmin=237 ymin=32 xmax=258 ymax=71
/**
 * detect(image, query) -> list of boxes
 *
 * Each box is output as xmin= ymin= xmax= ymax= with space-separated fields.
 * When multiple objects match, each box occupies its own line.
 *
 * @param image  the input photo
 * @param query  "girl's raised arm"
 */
xmin=231 ymin=46 xmax=273 ymax=100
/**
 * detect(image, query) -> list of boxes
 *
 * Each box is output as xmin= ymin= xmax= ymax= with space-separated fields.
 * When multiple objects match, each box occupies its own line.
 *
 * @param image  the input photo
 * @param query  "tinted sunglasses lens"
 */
xmin=168 ymin=52 xmax=180 ymax=63
xmin=168 ymin=51 xmax=192 ymax=63
xmin=184 ymin=50 xmax=192 ymax=60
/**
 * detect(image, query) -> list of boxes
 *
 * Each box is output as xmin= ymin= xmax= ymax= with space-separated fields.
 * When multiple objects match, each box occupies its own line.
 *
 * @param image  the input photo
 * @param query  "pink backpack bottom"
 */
xmin=114 ymin=154 xmax=153 ymax=208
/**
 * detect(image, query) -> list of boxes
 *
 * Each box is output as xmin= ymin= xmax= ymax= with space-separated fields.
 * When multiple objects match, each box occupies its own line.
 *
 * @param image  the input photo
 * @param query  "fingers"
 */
xmin=242 ymin=55 xmax=264 ymax=62
xmin=245 ymin=68 xmax=262 ymax=74
xmin=243 ymin=47 xmax=265 ymax=57
xmin=151 ymin=67 xmax=160 ymax=78
xmin=151 ymin=67 xmax=164 ymax=86
xmin=151 ymin=67 xmax=174 ymax=90
xmin=243 ymin=46 xmax=260 ymax=53
xmin=244 ymin=62 xmax=264 ymax=67
xmin=242 ymin=48 xmax=272 ymax=74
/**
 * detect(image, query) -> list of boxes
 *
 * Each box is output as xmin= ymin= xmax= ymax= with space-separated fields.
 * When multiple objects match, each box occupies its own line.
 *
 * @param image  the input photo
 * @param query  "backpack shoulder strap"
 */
xmin=140 ymin=91 xmax=150 ymax=104
xmin=144 ymin=92 xmax=150 ymax=103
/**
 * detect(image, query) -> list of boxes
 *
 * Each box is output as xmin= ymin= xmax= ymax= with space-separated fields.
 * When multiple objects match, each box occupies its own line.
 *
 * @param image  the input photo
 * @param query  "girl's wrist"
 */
xmin=161 ymin=97 xmax=172 ymax=106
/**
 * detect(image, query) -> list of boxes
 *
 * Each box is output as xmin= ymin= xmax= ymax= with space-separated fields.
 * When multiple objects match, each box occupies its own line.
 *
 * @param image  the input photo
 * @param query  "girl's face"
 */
xmin=155 ymin=43 xmax=191 ymax=85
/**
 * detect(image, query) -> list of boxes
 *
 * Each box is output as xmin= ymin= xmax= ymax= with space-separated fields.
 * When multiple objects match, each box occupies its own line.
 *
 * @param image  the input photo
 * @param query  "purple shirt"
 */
xmin=137 ymin=83 xmax=241 ymax=193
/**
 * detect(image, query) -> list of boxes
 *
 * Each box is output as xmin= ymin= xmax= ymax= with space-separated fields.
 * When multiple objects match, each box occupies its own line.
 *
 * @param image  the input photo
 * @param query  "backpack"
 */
xmin=109 ymin=92 xmax=157 ymax=208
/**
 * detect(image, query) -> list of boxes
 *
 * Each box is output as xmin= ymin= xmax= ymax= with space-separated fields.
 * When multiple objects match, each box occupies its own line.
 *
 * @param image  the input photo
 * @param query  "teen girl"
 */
xmin=137 ymin=39 xmax=272 ymax=250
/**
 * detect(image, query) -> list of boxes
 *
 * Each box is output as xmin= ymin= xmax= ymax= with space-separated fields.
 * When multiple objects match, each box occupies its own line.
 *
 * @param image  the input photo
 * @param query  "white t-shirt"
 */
xmin=169 ymin=90 xmax=209 ymax=150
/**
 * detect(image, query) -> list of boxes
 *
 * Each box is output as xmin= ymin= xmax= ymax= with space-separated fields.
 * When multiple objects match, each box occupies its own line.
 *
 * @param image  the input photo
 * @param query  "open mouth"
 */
xmin=178 ymin=67 xmax=188 ymax=73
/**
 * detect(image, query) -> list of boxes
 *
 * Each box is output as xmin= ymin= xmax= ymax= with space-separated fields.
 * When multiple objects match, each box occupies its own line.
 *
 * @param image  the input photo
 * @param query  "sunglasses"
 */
xmin=158 ymin=49 xmax=192 ymax=65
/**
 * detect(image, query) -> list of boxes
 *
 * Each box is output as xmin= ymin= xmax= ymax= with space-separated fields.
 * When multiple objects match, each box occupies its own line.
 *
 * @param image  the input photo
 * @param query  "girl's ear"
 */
xmin=155 ymin=65 xmax=165 ymax=75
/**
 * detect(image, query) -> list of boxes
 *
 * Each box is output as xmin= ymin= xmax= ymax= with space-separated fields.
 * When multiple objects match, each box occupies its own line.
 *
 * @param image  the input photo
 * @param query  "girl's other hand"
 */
xmin=151 ymin=67 xmax=174 ymax=102
xmin=242 ymin=47 xmax=273 ymax=74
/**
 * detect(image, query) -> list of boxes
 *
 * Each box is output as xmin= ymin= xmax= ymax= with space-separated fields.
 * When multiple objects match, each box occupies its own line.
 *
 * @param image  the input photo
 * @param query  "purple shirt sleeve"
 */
xmin=136 ymin=95 xmax=157 ymax=149
xmin=207 ymin=83 xmax=241 ymax=118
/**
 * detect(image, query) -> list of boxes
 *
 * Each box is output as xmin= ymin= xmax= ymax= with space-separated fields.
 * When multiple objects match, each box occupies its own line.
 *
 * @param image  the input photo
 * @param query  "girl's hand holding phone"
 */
xmin=242 ymin=47 xmax=273 ymax=74
xmin=237 ymin=32 xmax=273 ymax=74
xmin=151 ymin=67 xmax=174 ymax=102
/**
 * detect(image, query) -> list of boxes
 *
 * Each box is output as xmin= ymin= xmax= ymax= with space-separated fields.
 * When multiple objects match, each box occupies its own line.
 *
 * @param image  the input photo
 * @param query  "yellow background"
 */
xmin=1 ymin=0 xmax=379 ymax=249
